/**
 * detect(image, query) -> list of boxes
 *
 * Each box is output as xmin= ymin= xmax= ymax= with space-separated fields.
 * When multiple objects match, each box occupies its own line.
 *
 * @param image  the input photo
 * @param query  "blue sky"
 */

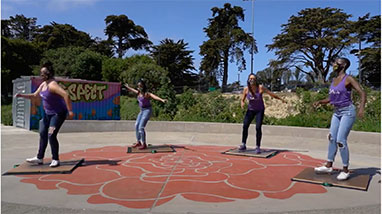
xmin=2 ymin=0 xmax=380 ymax=85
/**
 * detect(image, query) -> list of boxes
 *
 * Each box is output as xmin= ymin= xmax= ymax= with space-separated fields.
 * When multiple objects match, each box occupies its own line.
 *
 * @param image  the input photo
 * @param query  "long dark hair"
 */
xmin=137 ymin=79 xmax=148 ymax=95
xmin=247 ymin=74 xmax=257 ymax=96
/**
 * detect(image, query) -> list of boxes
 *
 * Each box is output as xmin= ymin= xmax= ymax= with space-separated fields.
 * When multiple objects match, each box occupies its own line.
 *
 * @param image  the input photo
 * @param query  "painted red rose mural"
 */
xmin=18 ymin=145 xmax=326 ymax=209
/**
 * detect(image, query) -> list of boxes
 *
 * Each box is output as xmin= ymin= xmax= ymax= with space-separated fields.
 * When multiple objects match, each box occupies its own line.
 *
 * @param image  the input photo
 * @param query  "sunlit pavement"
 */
xmin=1 ymin=125 xmax=380 ymax=214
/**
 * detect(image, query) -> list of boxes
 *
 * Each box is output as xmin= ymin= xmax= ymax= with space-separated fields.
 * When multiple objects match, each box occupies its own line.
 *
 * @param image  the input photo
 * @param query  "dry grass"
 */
xmin=263 ymin=93 xmax=300 ymax=118
xmin=223 ymin=92 xmax=300 ymax=119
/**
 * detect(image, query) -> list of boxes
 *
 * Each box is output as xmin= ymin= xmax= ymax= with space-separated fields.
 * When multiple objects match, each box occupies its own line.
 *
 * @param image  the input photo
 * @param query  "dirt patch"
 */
xmin=263 ymin=92 xmax=300 ymax=118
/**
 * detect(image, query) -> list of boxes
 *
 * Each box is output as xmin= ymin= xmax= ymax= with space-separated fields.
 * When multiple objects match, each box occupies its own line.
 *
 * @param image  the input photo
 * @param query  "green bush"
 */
xmin=352 ymin=89 xmax=381 ymax=132
xmin=1 ymin=104 xmax=13 ymax=126
xmin=273 ymin=112 xmax=332 ymax=128
xmin=3 ymin=88 xmax=380 ymax=133
xmin=39 ymin=47 xmax=103 ymax=80
xmin=120 ymin=96 xmax=140 ymax=120
xmin=120 ymin=88 xmax=380 ymax=132
xmin=173 ymin=91 xmax=244 ymax=123
xmin=279 ymin=87 xmax=380 ymax=132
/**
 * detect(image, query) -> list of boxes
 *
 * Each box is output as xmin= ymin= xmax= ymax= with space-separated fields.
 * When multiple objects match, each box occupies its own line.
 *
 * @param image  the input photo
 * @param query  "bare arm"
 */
xmin=148 ymin=93 xmax=167 ymax=103
xmin=262 ymin=85 xmax=287 ymax=103
xmin=124 ymin=83 xmax=138 ymax=94
xmin=241 ymin=87 xmax=248 ymax=109
xmin=49 ymin=82 xmax=74 ymax=118
xmin=313 ymin=98 xmax=330 ymax=108
xmin=347 ymin=76 xmax=366 ymax=118
xmin=15 ymin=83 xmax=44 ymax=99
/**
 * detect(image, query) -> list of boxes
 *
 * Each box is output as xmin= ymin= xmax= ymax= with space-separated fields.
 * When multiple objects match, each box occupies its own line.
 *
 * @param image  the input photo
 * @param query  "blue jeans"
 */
xmin=327 ymin=104 xmax=356 ymax=167
xmin=135 ymin=107 xmax=152 ymax=143
xmin=38 ymin=111 xmax=67 ymax=160
xmin=242 ymin=109 xmax=265 ymax=147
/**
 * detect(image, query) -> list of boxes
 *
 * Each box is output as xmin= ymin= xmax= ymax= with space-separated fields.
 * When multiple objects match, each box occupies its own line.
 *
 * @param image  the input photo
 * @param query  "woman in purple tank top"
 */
xmin=313 ymin=57 xmax=366 ymax=181
xmin=16 ymin=62 xmax=74 ymax=167
xmin=239 ymin=74 xmax=286 ymax=153
xmin=124 ymin=79 xmax=167 ymax=150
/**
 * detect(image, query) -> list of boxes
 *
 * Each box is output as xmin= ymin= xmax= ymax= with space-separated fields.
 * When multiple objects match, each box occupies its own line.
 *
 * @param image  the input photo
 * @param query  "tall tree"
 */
xmin=104 ymin=15 xmax=152 ymax=58
xmin=120 ymin=55 xmax=168 ymax=92
xmin=292 ymin=67 xmax=304 ymax=83
xmin=282 ymin=68 xmax=292 ymax=85
xmin=256 ymin=60 xmax=284 ymax=91
xmin=200 ymin=3 xmax=256 ymax=92
xmin=150 ymin=38 xmax=198 ymax=92
xmin=1 ymin=14 xmax=39 ymax=40
xmin=40 ymin=47 xmax=103 ymax=80
xmin=199 ymin=40 xmax=221 ymax=88
xmin=90 ymin=37 xmax=114 ymax=57
xmin=351 ymin=14 xmax=381 ymax=88
xmin=256 ymin=68 xmax=273 ymax=89
xmin=34 ymin=22 xmax=94 ymax=50
xmin=1 ymin=19 xmax=13 ymax=38
xmin=8 ymin=14 xmax=39 ymax=41
xmin=1 ymin=37 xmax=41 ymax=101
xmin=267 ymin=7 xmax=354 ymax=83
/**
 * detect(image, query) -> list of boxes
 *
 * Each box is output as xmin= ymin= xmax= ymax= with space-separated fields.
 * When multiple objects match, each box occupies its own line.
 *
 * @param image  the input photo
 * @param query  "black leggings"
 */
xmin=37 ymin=112 xmax=67 ymax=160
xmin=241 ymin=109 xmax=265 ymax=147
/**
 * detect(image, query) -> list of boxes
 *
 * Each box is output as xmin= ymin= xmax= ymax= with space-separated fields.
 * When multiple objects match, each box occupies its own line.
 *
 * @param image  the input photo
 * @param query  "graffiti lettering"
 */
xmin=59 ymin=82 xmax=108 ymax=102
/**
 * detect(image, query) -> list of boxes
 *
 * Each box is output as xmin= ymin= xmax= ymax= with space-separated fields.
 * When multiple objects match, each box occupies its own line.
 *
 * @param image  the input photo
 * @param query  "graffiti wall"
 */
xmin=30 ymin=77 xmax=120 ymax=129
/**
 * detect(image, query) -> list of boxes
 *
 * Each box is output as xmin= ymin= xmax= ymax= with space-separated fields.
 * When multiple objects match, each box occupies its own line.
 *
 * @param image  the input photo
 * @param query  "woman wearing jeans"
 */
xmin=124 ymin=80 xmax=167 ymax=150
xmin=314 ymin=57 xmax=366 ymax=180
xmin=16 ymin=62 xmax=74 ymax=167
xmin=239 ymin=74 xmax=286 ymax=153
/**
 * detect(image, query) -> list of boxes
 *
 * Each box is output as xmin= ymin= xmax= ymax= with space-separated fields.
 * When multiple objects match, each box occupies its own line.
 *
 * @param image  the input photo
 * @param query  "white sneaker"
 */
xmin=314 ymin=165 xmax=333 ymax=174
xmin=337 ymin=171 xmax=350 ymax=181
xmin=26 ymin=157 xmax=43 ymax=164
xmin=49 ymin=160 xmax=60 ymax=167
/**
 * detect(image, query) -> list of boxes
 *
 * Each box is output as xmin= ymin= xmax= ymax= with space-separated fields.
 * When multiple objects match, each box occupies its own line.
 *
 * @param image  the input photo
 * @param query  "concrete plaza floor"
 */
xmin=1 ymin=123 xmax=381 ymax=214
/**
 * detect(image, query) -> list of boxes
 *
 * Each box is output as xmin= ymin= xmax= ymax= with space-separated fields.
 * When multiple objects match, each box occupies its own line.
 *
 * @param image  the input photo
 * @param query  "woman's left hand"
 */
xmin=68 ymin=111 xmax=74 ymax=119
xmin=163 ymin=99 xmax=168 ymax=103
xmin=357 ymin=109 xmax=364 ymax=119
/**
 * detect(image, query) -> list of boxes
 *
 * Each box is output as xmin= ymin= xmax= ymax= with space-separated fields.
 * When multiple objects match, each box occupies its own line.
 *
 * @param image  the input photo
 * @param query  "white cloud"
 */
xmin=45 ymin=0 xmax=100 ymax=12
xmin=1 ymin=0 xmax=100 ymax=17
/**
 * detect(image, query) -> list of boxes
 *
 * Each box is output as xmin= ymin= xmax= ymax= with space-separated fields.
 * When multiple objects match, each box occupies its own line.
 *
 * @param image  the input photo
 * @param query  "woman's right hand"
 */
xmin=241 ymin=101 xmax=245 ymax=109
xmin=67 ymin=111 xmax=74 ymax=120
xmin=124 ymin=83 xmax=129 ymax=89
xmin=312 ymin=101 xmax=320 ymax=108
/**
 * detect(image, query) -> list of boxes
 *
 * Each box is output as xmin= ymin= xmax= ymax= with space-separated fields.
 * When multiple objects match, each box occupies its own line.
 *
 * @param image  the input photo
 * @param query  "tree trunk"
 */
xmin=317 ymin=70 xmax=325 ymax=84
xmin=222 ymin=51 xmax=229 ymax=92
xmin=118 ymin=37 xmax=123 ymax=58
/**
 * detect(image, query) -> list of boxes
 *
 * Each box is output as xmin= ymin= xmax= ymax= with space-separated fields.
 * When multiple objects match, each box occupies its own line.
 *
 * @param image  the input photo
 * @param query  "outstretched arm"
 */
xmin=15 ymin=83 xmax=44 ymax=99
xmin=149 ymin=93 xmax=167 ymax=103
xmin=313 ymin=98 xmax=330 ymax=108
xmin=262 ymin=85 xmax=287 ymax=103
xmin=124 ymin=83 xmax=139 ymax=94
